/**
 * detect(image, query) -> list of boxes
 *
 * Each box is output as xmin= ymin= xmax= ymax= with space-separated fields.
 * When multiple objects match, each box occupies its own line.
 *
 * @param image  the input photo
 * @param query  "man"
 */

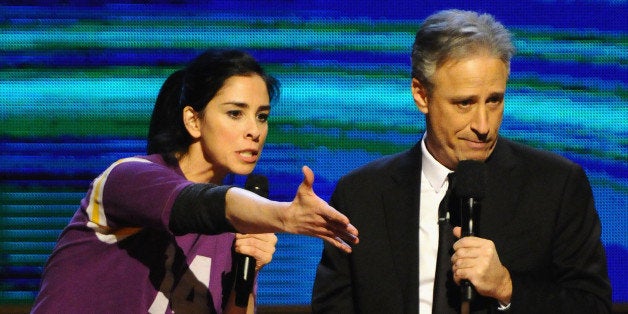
xmin=312 ymin=9 xmax=611 ymax=313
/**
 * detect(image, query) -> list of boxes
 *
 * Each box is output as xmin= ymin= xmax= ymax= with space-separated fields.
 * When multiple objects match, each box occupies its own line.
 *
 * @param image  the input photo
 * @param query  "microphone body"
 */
xmin=459 ymin=194 xmax=481 ymax=302
xmin=234 ymin=174 xmax=269 ymax=307
xmin=454 ymin=160 xmax=487 ymax=303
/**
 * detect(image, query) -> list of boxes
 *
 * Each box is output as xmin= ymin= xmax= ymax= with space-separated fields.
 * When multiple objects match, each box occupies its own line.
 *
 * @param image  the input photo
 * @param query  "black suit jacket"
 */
xmin=312 ymin=138 xmax=611 ymax=313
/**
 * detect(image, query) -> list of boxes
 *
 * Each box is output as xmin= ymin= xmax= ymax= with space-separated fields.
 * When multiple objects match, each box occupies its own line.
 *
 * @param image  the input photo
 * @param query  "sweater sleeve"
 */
xmin=169 ymin=183 xmax=237 ymax=235
xmin=91 ymin=157 xmax=192 ymax=231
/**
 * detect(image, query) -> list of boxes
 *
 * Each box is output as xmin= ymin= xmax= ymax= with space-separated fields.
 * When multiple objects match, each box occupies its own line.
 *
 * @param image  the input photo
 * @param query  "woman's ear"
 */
xmin=412 ymin=78 xmax=429 ymax=114
xmin=182 ymin=106 xmax=201 ymax=138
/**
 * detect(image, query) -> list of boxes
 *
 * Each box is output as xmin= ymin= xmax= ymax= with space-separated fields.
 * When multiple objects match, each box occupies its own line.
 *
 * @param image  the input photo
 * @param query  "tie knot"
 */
xmin=439 ymin=172 xmax=456 ymax=221
xmin=446 ymin=172 xmax=456 ymax=192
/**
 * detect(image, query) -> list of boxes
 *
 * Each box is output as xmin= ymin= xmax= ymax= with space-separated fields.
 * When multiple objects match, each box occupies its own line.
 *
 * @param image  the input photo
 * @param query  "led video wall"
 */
xmin=1 ymin=0 xmax=626 ymax=308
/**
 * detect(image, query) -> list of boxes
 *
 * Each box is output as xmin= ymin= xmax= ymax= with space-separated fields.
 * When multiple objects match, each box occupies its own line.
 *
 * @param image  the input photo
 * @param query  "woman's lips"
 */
xmin=238 ymin=150 xmax=259 ymax=163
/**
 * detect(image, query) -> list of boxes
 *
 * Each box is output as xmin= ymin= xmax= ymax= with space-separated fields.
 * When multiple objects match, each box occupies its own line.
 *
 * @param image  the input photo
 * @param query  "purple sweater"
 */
xmin=32 ymin=155 xmax=238 ymax=313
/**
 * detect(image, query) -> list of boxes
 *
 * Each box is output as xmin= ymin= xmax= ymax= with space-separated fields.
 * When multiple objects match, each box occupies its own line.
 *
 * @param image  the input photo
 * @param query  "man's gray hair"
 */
xmin=411 ymin=9 xmax=515 ymax=93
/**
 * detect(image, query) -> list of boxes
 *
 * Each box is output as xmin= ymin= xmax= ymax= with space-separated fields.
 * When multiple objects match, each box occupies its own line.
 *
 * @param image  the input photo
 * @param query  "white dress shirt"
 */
xmin=418 ymin=133 xmax=453 ymax=313
xmin=417 ymin=134 xmax=510 ymax=312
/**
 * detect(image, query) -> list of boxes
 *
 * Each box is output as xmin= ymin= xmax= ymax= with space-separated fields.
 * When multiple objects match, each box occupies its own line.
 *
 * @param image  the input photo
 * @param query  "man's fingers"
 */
xmin=453 ymin=226 xmax=462 ymax=238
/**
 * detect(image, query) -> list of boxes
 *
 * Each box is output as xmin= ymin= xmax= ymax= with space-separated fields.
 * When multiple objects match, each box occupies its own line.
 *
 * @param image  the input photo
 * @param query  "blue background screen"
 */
xmin=1 ymin=0 xmax=626 ymax=308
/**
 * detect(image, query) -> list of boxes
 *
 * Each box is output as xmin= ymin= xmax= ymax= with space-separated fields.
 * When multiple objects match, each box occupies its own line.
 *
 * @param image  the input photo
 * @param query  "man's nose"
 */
xmin=470 ymin=105 xmax=490 ymax=137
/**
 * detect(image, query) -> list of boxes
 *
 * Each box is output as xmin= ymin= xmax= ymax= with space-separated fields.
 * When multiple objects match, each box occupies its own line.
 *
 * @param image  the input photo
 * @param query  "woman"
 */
xmin=32 ymin=50 xmax=358 ymax=313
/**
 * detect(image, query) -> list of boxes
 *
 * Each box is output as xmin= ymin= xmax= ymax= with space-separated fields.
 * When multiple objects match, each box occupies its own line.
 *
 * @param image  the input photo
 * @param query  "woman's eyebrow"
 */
xmin=221 ymin=102 xmax=271 ymax=111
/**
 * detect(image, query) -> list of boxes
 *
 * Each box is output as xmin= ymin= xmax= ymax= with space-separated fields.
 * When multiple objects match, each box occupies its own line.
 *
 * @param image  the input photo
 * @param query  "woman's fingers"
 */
xmin=287 ymin=166 xmax=359 ymax=251
xmin=234 ymin=233 xmax=278 ymax=268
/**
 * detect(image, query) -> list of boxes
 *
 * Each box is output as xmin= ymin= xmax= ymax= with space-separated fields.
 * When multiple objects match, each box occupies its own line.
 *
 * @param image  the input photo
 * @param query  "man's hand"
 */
xmin=452 ymin=227 xmax=512 ymax=304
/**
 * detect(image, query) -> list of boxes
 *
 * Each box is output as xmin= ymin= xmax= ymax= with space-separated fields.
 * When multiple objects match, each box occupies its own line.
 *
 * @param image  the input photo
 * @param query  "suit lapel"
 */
xmin=381 ymin=143 xmax=422 ymax=311
xmin=482 ymin=138 xmax=523 ymax=235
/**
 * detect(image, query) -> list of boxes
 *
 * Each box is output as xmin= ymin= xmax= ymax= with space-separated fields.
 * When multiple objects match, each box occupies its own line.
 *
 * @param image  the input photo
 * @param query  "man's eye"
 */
xmin=486 ymin=97 xmax=503 ymax=109
xmin=457 ymin=100 xmax=473 ymax=107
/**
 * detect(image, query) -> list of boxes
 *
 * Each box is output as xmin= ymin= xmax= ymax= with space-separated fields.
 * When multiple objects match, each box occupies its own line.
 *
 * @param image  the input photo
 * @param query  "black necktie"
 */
xmin=432 ymin=172 xmax=458 ymax=313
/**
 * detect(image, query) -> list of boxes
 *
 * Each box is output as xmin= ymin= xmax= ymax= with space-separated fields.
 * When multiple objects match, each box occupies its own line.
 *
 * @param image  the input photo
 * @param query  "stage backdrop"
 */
xmin=1 ymin=0 xmax=626 ymax=308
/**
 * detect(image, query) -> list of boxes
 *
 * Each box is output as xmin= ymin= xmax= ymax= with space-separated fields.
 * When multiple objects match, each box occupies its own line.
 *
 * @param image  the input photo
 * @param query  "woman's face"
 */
xmin=186 ymin=74 xmax=270 ymax=182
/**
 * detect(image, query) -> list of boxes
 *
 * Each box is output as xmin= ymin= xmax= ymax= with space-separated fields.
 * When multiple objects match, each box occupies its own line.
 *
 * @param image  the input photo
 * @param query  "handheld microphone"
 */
xmin=454 ymin=160 xmax=487 ymax=303
xmin=234 ymin=174 xmax=269 ymax=307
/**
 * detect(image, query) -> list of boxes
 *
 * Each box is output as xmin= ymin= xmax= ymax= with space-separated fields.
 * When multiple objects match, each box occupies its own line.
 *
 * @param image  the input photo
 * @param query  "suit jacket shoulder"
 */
xmin=496 ymin=137 xmax=582 ymax=171
xmin=337 ymin=141 xmax=422 ymax=192
xmin=482 ymin=137 xmax=611 ymax=312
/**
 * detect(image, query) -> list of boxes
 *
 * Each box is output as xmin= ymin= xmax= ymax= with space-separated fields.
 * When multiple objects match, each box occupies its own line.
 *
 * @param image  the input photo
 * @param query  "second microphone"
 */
xmin=234 ymin=174 xmax=269 ymax=307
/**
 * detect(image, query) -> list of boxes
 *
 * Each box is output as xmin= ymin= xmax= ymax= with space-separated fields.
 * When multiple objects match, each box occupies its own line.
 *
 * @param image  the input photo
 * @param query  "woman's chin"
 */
xmin=231 ymin=165 xmax=257 ymax=176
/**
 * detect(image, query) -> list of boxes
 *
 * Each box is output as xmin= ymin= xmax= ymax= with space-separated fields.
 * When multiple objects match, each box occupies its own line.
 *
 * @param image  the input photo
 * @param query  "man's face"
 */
xmin=412 ymin=55 xmax=508 ymax=170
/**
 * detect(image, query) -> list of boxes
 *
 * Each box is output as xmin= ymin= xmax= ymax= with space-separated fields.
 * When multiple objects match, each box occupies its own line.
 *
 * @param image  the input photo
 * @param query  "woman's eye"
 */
xmin=227 ymin=110 xmax=242 ymax=118
xmin=257 ymin=113 xmax=269 ymax=122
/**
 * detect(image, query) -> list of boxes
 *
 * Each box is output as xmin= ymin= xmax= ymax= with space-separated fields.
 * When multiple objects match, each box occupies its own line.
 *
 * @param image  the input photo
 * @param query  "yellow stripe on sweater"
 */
xmin=86 ymin=157 xmax=151 ymax=226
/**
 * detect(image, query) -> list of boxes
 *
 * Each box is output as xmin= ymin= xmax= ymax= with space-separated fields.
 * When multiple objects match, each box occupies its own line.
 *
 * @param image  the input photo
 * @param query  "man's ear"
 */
xmin=182 ymin=106 xmax=201 ymax=138
xmin=412 ymin=78 xmax=429 ymax=114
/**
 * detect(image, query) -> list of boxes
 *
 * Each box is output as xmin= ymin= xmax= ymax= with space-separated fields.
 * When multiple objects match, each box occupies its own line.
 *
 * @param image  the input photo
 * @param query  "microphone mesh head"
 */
xmin=454 ymin=160 xmax=487 ymax=198
xmin=244 ymin=174 xmax=269 ymax=198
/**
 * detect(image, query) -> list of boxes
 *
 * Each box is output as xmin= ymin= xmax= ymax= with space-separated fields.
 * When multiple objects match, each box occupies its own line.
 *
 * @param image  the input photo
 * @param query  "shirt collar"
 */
xmin=420 ymin=132 xmax=452 ymax=193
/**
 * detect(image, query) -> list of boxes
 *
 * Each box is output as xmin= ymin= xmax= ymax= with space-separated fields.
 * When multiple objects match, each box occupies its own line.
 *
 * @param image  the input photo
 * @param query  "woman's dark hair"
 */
xmin=146 ymin=69 xmax=185 ymax=158
xmin=146 ymin=50 xmax=280 ymax=165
